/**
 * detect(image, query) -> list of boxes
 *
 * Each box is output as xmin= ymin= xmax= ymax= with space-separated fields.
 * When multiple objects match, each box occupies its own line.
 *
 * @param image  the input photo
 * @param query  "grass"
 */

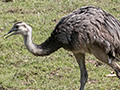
xmin=0 ymin=0 xmax=120 ymax=90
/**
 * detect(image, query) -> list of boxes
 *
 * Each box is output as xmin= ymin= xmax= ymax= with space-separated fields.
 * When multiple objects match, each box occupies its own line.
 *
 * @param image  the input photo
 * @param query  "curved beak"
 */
xmin=4 ymin=29 xmax=17 ymax=39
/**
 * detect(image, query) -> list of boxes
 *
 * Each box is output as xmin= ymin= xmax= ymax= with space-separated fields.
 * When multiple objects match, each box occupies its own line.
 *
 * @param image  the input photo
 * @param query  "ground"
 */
xmin=0 ymin=0 xmax=120 ymax=89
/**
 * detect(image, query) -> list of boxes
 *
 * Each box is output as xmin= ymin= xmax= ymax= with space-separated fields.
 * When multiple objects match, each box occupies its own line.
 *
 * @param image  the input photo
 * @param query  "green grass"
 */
xmin=0 ymin=0 xmax=120 ymax=90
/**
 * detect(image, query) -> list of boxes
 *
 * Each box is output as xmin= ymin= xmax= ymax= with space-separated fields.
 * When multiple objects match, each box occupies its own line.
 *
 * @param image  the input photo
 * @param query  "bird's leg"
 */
xmin=107 ymin=61 xmax=120 ymax=79
xmin=74 ymin=53 xmax=88 ymax=90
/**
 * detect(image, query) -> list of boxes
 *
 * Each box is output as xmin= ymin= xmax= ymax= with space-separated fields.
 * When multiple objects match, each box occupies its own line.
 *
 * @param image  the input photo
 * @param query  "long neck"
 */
xmin=23 ymin=31 xmax=62 ymax=56
xmin=23 ymin=33 xmax=36 ymax=54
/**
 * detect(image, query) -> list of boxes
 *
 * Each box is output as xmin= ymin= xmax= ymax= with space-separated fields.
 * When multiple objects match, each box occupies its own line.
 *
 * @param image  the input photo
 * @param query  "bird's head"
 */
xmin=4 ymin=22 xmax=32 ymax=38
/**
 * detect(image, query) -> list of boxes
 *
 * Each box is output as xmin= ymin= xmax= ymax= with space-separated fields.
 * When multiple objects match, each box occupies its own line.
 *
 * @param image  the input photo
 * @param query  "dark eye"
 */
xmin=15 ymin=25 xmax=19 ymax=28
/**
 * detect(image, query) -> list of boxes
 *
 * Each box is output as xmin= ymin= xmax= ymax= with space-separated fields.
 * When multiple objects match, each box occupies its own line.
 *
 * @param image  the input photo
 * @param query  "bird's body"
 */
xmin=53 ymin=6 xmax=120 ymax=61
xmin=4 ymin=6 xmax=120 ymax=90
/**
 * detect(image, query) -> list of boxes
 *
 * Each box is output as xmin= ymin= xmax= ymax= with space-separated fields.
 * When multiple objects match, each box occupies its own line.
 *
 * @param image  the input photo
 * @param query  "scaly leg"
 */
xmin=74 ymin=53 xmax=88 ymax=90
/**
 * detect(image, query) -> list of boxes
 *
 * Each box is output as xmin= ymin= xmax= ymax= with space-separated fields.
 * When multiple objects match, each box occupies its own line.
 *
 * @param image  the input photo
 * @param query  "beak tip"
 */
xmin=3 ymin=30 xmax=12 ymax=38
xmin=4 ymin=33 xmax=7 ymax=36
xmin=3 ymin=36 xmax=6 ymax=39
xmin=3 ymin=35 xmax=7 ymax=39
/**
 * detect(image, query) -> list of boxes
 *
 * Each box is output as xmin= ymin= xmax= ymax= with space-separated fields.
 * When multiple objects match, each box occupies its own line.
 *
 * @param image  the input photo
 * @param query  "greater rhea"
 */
xmin=4 ymin=6 xmax=120 ymax=90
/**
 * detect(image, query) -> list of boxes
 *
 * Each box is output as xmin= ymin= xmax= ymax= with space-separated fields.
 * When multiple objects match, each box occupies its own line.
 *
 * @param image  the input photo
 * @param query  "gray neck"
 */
xmin=23 ymin=32 xmax=51 ymax=56
xmin=23 ymin=33 xmax=37 ymax=53
xmin=22 ymin=31 xmax=61 ymax=56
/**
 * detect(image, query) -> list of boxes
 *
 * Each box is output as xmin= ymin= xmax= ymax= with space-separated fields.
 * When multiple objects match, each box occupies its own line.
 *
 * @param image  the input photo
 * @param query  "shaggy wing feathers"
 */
xmin=51 ymin=6 xmax=120 ymax=60
xmin=52 ymin=14 xmax=73 ymax=44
